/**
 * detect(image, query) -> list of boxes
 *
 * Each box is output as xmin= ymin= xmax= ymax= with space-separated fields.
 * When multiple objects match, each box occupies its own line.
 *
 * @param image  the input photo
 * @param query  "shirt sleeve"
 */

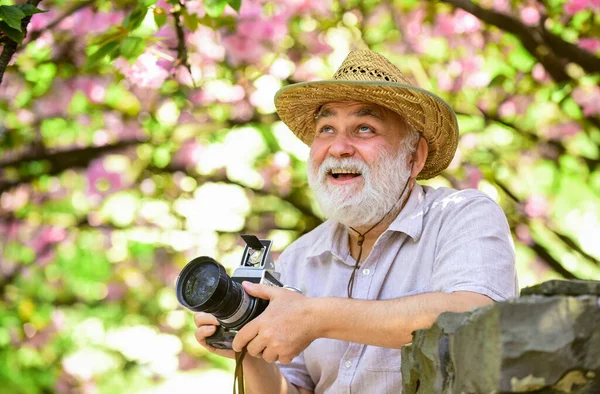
xmin=274 ymin=253 xmax=315 ymax=391
xmin=431 ymin=191 xmax=519 ymax=301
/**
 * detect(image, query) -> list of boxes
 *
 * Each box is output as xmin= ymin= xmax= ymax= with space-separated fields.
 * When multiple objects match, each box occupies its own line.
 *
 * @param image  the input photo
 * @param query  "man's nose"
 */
xmin=328 ymin=133 xmax=355 ymax=158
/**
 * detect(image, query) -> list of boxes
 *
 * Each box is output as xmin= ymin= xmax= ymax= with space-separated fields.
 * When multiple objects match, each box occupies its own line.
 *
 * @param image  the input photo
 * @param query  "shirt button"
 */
xmin=344 ymin=360 xmax=352 ymax=368
xmin=362 ymin=268 xmax=370 ymax=276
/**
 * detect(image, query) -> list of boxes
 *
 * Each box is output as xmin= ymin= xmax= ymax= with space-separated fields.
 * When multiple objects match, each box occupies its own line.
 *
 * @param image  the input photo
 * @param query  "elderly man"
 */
xmin=193 ymin=49 xmax=518 ymax=393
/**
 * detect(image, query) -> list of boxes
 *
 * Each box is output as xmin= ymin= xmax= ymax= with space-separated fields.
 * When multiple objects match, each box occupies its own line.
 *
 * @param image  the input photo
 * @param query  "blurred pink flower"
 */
xmin=222 ymin=34 xmax=267 ymax=66
xmin=492 ymin=0 xmax=511 ymax=12
xmin=71 ymin=77 xmax=107 ymax=104
xmin=545 ymin=121 xmax=582 ymax=140
xmin=30 ymin=226 xmax=67 ymax=265
xmin=532 ymin=63 xmax=549 ymax=82
xmin=465 ymin=166 xmax=483 ymax=189
xmin=515 ymin=223 xmax=533 ymax=245
xmin=524 ymin=194 xmax=550 ymax=218
xmin=564 ymin=0 xmax=593 ymax=15
xmin=114 ymin=53 xmax=170 ymax=89
xmin=520 ymin=6 xmax=541 ymax=25
xmin=188 ymin=27 xmax=226 ymax=63
xmin=454 ymin=10 xmax=481 ymax=34
xmin=498 ymin=96 xmax=532 ymax=117
xmin=29 ymin=10 xmax=57 ymax=31
xmin=435 ymin=13 xmax=456 ymax=36
xmin=86 ymin=159 xmax=124 ymax=197
xmin=185 ymin=0 xmax=206 ymax=17
xmin=578 ymin=38 xmax=600 ymax=53
xmin=572 ymin=85 xmax=600 ymax=116
xmin=58 ymin=8 xmax=124 ymax=35
xmin=172 ymin=140 xmax=204 ymax=168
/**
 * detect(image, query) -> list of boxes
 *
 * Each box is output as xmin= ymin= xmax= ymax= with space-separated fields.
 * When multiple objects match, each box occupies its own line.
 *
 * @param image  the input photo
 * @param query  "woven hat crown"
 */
xmin=332 ymin=50 xmax=413 ymax=85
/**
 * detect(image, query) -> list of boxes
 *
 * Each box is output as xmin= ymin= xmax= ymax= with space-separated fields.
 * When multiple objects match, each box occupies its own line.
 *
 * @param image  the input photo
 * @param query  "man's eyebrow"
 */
xmin=352 ymin=107 xmax=382 ymax=119
xmin=314 ymin=107 xmax=383 ymax=121
xmin=314 ymin=108 xmax=335 ymax=121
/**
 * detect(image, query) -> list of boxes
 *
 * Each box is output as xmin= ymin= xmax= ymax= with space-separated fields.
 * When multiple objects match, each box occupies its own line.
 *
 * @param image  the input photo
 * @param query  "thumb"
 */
xmin=242 ymin=282 xmax=278 ymax=300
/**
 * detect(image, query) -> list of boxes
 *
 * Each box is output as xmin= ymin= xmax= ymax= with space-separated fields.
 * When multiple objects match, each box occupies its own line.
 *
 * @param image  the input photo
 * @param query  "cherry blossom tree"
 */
xmin=0 ymin=0 xmax=599 ymax=392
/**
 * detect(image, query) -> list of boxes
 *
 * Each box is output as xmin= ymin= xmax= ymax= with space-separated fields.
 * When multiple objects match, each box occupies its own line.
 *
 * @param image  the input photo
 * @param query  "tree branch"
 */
xmin=0 ymin=0 xmax=42 ymax=85
xmin=171 ymin=1 xmax=195 ymax=87
xmin=0 ymin=139 xmax=143 ymax=194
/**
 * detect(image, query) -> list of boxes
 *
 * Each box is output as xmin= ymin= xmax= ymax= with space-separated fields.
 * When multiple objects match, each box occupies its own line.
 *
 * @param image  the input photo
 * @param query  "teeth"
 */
xmin=331 ymin=168 xmax=361 ymax=175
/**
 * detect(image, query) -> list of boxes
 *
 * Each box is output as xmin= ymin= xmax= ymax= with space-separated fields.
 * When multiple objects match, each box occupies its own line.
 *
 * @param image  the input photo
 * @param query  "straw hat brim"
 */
xmin=274 ymin=80 xmax=459 ymax=180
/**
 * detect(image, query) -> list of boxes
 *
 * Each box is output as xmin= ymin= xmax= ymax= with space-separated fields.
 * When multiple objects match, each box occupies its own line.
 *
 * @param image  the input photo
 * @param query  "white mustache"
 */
xmin=317 ymin=156 xmax=370 ymax=181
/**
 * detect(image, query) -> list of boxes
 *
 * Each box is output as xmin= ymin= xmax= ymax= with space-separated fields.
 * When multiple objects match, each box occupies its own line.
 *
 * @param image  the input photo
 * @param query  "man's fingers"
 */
xmin=245 ymin=335 xmax=267 ymax=358
xmin=194 ymin=312 xmax=219 ymax=328
xmin=242 ymin=282 xmax=279 ymax=300
xmin=261 ymin=347 xmax=279 ymax=364
xmin=232 ymin=321 xmax=259 ymax=352
xmin=194 ymin=325 xmax=217 ymax=342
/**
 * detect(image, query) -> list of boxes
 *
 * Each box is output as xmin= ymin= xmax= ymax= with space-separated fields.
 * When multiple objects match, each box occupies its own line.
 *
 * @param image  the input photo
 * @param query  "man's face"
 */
xmin=306 ymin=102 xmax=414 ymax=228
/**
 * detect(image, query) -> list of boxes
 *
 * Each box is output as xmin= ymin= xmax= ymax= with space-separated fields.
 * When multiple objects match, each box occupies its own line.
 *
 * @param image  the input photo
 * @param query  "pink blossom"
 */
xmin=71 ymin=77 xmax=107 ymax=104
xmin=222 ymin=34 xmax=266 ymax=66
xmin=300 ymin=31 xmax=332 ymax=55
xmin=524 ymin=195 xmax=550 ymax=218
xmin=86 ymin=159 xmax=124 ymax=197
xmin=29 ymin=10 xmax=57 ymax=31
xmin=435 ymin=14 xmax=455 ymax=36
xmin=564 ymin=0 xmax=592 ymax=15
xmin=532 ymin=63 xmax=549 ymax=82
xmin=492 ymin=0 xmax=511 ymax=12
xmin=520 ymin=6 xmax=540 ymax=25
xmin=572 ymin=85 xmax=600 ymax=116
xmin=188 ymin=27 xmax=226 ymax=62
xmin=578 ymin=38 xmax=600 ymax=53
xmin=172 ymin=140 xmax=204 ymax=168
xmin=454 ymin=10 xmax=481 ymax=34
xmin=515 ymin=224 xmax=533 ymax=245
xmin=498 ymin=96 xmax=532 ymax=117
xmin=185 ymin=0 xmax=206 ymax=17
xmin=114 ymin=53 xmax=169 ymax=89
xmin=544 ymin=121 xmax=582 ymax=140
xmin=465 ymin=166 xmax=483 ymax=189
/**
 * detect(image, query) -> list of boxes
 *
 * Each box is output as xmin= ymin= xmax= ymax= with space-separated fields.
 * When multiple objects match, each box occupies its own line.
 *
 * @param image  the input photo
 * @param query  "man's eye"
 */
xmin=320 ymin=126 xmax=334 ymax=133
xmin=358 ymin=125 xmax=374 ymax=133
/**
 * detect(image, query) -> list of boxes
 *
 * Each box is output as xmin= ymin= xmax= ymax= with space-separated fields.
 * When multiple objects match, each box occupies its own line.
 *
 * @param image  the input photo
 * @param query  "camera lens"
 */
xmin=176 ymin=256 xmax=251 ymax=327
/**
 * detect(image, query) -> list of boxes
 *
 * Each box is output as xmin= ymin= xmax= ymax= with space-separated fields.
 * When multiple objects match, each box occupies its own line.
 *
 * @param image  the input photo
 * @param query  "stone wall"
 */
xmin=401 ymin=280 xmax=600 ymax=393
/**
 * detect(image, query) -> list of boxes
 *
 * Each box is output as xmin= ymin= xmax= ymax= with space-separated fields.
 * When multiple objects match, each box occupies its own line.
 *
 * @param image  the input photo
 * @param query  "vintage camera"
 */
xmin=175 ymin=235 xmax=286 ymax=350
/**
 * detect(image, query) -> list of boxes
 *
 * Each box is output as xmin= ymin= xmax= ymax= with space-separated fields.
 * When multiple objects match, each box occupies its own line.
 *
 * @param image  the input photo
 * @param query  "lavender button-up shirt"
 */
xmin=275 ymin=184 xmax=518 ymax=394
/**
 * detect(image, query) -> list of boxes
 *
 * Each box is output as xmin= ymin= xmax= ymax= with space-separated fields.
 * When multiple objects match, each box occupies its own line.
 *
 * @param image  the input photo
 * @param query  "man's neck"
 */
xmin=346 ymin=182 xmax=415 ymax=261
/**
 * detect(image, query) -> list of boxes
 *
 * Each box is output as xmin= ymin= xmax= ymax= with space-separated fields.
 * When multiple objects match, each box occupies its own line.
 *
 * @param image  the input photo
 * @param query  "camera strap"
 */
xmin=233 ymin=348 xmax=247 ymax=394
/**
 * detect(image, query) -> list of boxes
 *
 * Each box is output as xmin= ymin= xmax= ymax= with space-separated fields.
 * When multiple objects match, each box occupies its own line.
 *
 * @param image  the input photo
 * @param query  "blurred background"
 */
xmin=0 ymin=0 xmax=599 ymax=392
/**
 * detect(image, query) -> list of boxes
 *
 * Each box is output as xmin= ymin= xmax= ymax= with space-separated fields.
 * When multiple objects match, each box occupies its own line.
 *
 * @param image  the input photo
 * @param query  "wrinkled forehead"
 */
xmin=314 ymin=101 xmax=402 ymax=123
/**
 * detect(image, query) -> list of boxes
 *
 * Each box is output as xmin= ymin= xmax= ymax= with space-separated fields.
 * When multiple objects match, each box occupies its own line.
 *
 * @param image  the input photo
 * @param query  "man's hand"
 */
xmin=232 ymin=282 xmax=316 ymax=364
xmin=193 ymin=312 xmax=236 ymax=359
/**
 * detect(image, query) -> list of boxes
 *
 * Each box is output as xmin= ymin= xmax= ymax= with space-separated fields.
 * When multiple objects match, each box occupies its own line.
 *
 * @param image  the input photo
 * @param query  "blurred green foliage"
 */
xmin=0 ymin=0 xmax=599 ymax=392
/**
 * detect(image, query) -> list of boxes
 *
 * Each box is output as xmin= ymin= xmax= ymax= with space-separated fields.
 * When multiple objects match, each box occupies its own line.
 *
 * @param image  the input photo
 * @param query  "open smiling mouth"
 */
xmin=329 ymin=168 xmax=362 ymax=181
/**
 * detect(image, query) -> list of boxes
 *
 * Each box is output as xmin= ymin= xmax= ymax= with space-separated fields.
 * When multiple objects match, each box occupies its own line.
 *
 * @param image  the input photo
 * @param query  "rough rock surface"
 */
xmin=401 ymin=280 xmax=600 ymax=393
xmin=521 ymin=280 xmax=600 ymax=297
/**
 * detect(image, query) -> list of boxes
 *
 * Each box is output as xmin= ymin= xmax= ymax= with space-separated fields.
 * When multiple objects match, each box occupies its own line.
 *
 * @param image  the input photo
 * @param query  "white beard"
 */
xmin=307 ymin=146 xmax=413 ymax=228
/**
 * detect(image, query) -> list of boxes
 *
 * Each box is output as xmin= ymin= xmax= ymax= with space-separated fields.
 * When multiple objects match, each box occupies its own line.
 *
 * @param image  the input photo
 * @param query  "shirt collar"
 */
xmin=306 ymin=183 xmax=427 ymax=259
xmin=387 ymin=182 xmax=426 ymax=241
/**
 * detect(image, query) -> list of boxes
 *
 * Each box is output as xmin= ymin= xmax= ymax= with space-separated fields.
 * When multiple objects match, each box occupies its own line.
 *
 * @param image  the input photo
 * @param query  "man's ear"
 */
xmin=411 ymin=136 xmax=428 ymax=179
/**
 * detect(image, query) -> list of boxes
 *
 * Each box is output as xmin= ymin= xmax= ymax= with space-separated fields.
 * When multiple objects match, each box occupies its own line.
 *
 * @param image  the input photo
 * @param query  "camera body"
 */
xmin=176 ymin=235 xmax=290 ymax=350
xmin=206 ymin=235 xmax=284 ymax=349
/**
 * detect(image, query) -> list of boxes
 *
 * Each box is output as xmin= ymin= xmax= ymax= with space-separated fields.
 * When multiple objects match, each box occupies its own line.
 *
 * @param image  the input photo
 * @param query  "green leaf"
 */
xmin=204 ymin=0 xmax=227 ymax=18
xmin=0 ymin=20 xmax=24 ymax=43
xmin=153 ymin=7 xmax=167 ymax=28
xmin=123 ymin=6 xmax=148 ymax=31
xmin=227 ymin=0 xmax=242 ymax=12
xmin=15 ymin=4 xmax=47 ymax=16
xmin=85 ymin=41 xmax=120 ymax=69
xmin=119 ymin=36 xmax=146 ymax=60
xmin=0 ymin=5 xmax=25 ymax=31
